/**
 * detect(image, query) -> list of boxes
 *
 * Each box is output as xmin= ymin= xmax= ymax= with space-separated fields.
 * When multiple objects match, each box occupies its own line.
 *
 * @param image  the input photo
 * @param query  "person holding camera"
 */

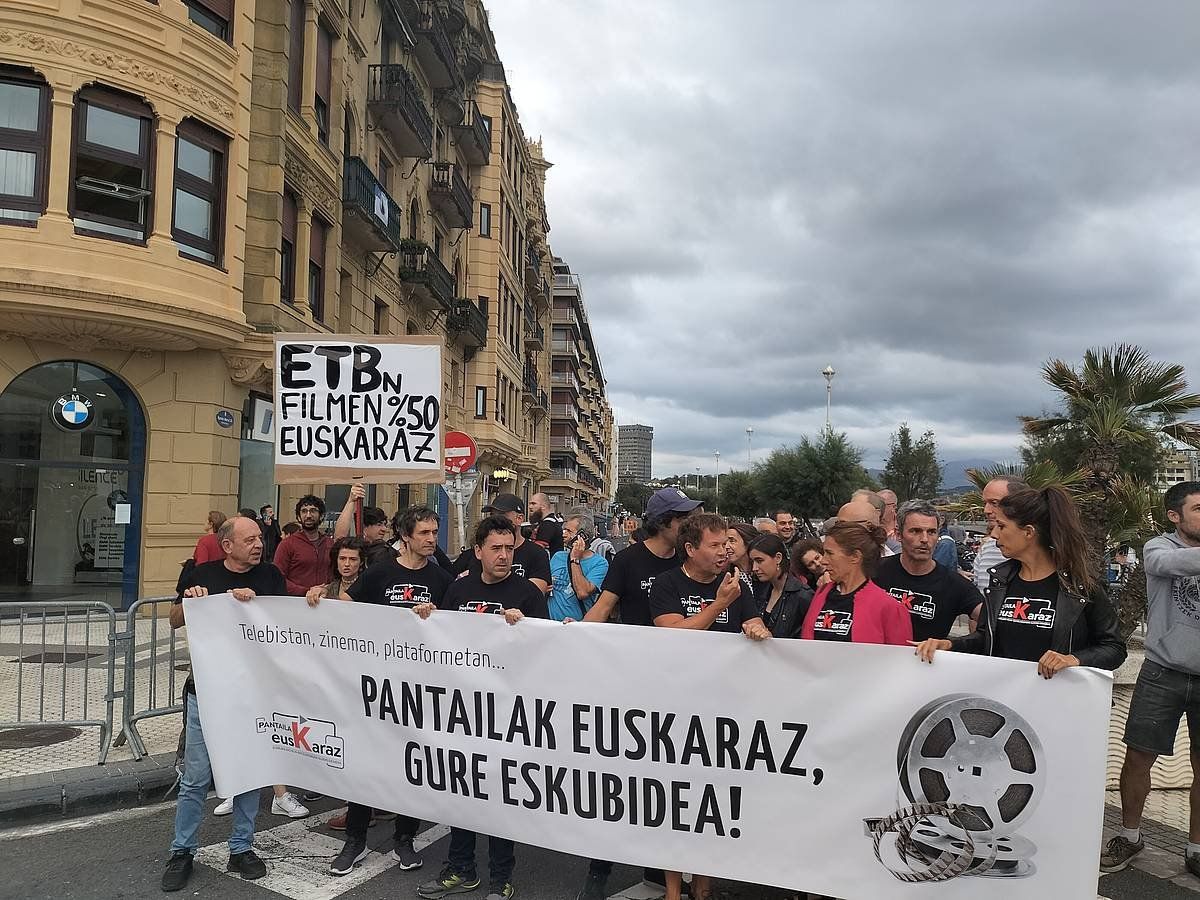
xmin=549 ymin=511 xmax=610 ymax=621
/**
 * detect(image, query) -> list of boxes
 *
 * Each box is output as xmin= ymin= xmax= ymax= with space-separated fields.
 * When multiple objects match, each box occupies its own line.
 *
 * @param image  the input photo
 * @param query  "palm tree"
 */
xmin=1021 ymin=344 xmax=1200 ymax=637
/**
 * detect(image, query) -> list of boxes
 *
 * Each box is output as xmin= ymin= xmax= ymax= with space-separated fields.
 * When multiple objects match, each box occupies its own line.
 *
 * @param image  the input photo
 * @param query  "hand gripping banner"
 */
xmin=185 ymin=595 xmax=1113 ymax=899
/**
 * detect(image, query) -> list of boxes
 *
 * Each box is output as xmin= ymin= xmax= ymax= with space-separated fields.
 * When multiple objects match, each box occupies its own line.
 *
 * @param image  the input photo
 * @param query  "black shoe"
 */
xmin=575 ymin=870 xmax=607 ymax=900
xmin=331 ymin=837 xmax=369 ymax=876
xmin=227 ymin=849 xmax=267 ymax=880
xmin=390 ymin=838 xmax=423 ymax=870
xmin=161 ymin=851 xmax=193 ymax=892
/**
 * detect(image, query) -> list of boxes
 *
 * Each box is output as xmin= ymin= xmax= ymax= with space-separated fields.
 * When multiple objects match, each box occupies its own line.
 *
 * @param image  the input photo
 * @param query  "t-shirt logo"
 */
xmin=888 ymin=587 xmax=936 ymax=620
xmin=1173 ymin=576 xmax=1200 ymax=621
xmin=384 ymin=584 xmax=431 ymax=605
xmin=682 ymin=595 xmax=728 ymax=624
xmin=459 ymin=602 xmax=504 ymax=614
xmin=512 ymin=563 xmax=526 ymax=577
xmin=997 ymin=596 xmax=1055 ymax=629
xmin=815 ymin=609 xmax=852 ymax=635
xmin=640 ymin=576 xmax=657 ymax=598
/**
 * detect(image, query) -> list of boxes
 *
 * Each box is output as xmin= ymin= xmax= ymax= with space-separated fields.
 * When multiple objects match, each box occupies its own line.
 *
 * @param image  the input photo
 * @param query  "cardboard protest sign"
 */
xmin=273 ymin=335 xmax=444 ymax=484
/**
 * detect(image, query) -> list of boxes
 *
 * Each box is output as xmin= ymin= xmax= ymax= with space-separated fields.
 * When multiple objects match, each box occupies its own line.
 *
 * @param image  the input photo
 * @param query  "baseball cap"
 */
xmin=645 ymin=487 xmax=702 ymax=521
xmin=483 ymin=493 xmax=525 ymax=515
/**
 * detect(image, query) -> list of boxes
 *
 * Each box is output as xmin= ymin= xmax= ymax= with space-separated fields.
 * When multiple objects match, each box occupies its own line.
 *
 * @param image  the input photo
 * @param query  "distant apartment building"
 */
xmin=539 ymin=258 xmax=613 ymax=512
xmin=1157 ymin=448 xmax=1200 ymax=490
xmin=618 ymin=424 xmax=654 ymax=485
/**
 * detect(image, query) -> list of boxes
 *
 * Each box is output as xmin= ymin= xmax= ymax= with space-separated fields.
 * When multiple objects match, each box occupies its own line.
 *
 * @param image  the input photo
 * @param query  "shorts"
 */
xmin=1123 ymin=659 xmax=1200 ymax=756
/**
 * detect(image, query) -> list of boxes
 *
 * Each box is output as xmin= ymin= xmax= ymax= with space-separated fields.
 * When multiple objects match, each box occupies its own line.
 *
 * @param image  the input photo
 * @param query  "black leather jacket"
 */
xmin=754 ymin=576 xmax=814 ymax=639
xmin=949 ymin=559 xmax=1126 ymax=670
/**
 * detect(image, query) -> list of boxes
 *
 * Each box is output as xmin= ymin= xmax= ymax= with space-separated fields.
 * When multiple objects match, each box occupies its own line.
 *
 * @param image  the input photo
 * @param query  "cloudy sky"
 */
xmin=486 ymin=1 xmax=1200 ymax=477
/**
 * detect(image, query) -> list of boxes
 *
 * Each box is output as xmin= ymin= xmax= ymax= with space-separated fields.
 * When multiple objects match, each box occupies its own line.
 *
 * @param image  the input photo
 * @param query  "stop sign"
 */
xmin=444 ymin=430 xmax=478 ymax=475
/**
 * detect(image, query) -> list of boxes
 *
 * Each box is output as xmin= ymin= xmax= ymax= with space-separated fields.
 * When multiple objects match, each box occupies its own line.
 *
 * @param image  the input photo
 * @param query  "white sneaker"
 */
xmin=271 ymin=792 xmax=310 ymax=818
xmin=213 ymin=797 xmax=234 ymax=816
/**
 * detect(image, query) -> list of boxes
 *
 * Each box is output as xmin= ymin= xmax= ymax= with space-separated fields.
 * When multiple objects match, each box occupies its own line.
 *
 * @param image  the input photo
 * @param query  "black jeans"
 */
xmin=344 ymin=802 xmax=419 ymax=843
xmin=448 ymin=827 xmax=515 ymax=885
xmin=588 ymin=860 xmax=664 ymax=885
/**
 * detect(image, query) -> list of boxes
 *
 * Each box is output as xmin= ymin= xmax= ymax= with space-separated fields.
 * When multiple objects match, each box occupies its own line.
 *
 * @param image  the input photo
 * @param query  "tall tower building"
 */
xmin=617 ymin=424 xmax=653 ymax=485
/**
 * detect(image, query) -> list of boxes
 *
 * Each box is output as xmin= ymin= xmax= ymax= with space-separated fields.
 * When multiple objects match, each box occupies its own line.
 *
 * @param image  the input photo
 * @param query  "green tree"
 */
xmin=716 ymin=469 xmax=759 ymax=520
xmin=753 ymin=431 xmax=872 ymax=527
xmin=881 ymin=424 xmax=942 ymax=501
xmin=614 ymin=481 xmax=654 ymax=517
xmin=1009 ymin=344 xmax=1200 ymax=638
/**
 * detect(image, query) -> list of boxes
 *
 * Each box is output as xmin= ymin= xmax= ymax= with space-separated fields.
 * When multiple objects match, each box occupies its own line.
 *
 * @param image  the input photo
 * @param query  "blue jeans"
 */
xmin=171 ymin=693 xmax=259 ymax=854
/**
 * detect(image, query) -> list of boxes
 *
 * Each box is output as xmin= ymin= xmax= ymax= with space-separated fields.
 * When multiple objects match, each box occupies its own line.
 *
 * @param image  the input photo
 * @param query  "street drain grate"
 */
xmin=0 ymin=724 xmax=83 ymax=750
xmin=17 ymin=651 xmax=102 ymax=664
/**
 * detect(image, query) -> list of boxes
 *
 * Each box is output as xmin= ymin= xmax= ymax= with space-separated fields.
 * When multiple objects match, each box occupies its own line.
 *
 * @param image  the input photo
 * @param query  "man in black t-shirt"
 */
xmin=528 ymin=492 xmax=564 ymax=557
xmin=649 ymin=512 xmax=769 ymax=638
xmin=419 ymin=516 xmax=544 ymax=900
xmin=456 ymin=493 xmax=552 ymax=594
xmin=312 ymin=506 xmax=449 ymax=877
xmin=162 ymin=516 xmax=283 ymax=892
xmin=646 ymin=512 xmax=768 ymax=900
xmin=575 ymin=488 xmax=701 ymax=900
xmin=874 ymin=500 xmax=983 ymax=641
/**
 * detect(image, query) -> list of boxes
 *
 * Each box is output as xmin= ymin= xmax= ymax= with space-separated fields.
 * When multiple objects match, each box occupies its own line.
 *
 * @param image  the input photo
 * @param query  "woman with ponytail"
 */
xmin=800 ymin=521 xmax=912 ymax=645
xmin=914 ymin=485 xmax=1126 ymax=676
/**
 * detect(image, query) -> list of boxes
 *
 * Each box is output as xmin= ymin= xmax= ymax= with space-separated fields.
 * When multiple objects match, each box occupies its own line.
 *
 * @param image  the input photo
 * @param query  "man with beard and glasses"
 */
xmin=161 ymin=516 xmax=284 ymax=892
xmin=273 ymin=495 xmax=334 ymax=596
xmin=575 ymin=488 xmax=702 ymax=900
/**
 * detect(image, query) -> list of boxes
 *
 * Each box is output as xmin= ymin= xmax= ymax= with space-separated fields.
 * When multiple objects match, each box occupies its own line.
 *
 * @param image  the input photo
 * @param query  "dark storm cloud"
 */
xmin=487 ymin=1 xmax=1200 ymax=474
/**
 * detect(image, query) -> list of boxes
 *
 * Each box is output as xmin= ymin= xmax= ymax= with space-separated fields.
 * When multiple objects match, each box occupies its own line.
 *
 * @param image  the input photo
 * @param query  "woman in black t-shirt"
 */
xmin=915 ymin=485 xmax=1125 ymax=677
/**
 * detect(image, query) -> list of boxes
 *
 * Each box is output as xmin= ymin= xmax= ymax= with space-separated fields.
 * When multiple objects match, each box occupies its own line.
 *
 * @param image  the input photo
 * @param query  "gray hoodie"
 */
xmin=1143 ymin=532 xmax=1200 ymax=675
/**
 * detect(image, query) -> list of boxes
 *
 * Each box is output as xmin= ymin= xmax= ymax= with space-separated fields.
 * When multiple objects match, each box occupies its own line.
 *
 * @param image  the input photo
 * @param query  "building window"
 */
xmin=287 ymin=0 xmax=305 ymax=113
xmin=474 ymin=386 xmax=486 ymax=419
xmin=315 ymin=23 xmax=333 ymax=145
xmin=172 ymin=119 xmax=227 ymax=264
xmin=71 ymin=87 xmax=154 ymax=242
xmin=478 ymin=114 xmax=492 ymax=144
xmin=373 ymin=297 xmax=388 ymax=334
xmin=281 ymin=189 xmax=297 ymax=303
xmin=185 ymin=0 xmax=233 ymax=42
xmin=309 ymin=215 xmax=327 ymax=321
xmin=0 ymin=68 xmax=50 ymax=224
xmin=378 ymin=153 xmax=392 ymax=193
xmin=478 ymin=202 xmax=490 ymax=237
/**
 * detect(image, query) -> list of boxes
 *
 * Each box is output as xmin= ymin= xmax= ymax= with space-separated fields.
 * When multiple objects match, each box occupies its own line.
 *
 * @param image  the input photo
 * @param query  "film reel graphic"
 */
xmin=866 ymin=694 xmax=1044 ymax=881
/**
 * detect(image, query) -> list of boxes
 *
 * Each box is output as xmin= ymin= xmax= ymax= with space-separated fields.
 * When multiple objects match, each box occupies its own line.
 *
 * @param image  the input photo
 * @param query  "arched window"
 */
xmin=408 ymin=197 xmax=420 ymax=242
xmin=71 ymin=85 xmax=154 ymax=242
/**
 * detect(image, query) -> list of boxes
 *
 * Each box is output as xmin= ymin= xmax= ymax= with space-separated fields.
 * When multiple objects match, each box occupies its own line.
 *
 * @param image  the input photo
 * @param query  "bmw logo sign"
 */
xmin=51 ymin=391 xmax=94 ymax=432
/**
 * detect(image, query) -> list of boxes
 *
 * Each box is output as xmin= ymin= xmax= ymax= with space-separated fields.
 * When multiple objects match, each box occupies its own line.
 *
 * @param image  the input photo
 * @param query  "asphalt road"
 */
xmin=0 ymin=794 xmax=1192 ymax=900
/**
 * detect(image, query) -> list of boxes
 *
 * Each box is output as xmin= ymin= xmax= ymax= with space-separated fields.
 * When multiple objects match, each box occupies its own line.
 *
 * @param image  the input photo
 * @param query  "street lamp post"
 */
xmin=822 ymin=365 xmax=836 ymax=430
xmin=694 ymin=466 xmax=700 ymax=490
xmin=746 ymin=426 xmax=754 ymax=468
xmin=714 ymin=450 xmax=721 ymax=513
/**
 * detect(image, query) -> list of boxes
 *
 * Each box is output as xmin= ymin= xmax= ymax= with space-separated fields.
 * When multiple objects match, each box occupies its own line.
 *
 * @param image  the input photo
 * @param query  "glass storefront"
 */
xmin=0 ymin=361 xmax=145 ymax=608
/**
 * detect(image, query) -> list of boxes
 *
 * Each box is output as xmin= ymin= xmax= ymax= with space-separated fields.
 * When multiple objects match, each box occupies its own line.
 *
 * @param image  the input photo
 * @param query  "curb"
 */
xmin=0 ymin=752 xmax=179 ymax=826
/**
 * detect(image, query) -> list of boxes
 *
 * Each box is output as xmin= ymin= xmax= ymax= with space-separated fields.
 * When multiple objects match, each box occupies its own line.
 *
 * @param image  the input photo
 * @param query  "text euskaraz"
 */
xmin=279 ymin=343 xmax=438 ymax=464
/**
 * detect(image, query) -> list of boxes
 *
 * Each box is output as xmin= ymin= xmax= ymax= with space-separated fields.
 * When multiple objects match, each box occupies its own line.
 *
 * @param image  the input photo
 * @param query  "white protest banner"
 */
xmin=273 ymin=335 xmax=443 ymax=484
xmin=186 ymin=595 xmax=1112 ymax=899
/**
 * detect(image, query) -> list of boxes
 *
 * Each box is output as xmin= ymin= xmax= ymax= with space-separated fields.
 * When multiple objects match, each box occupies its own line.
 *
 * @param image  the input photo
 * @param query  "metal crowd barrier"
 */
xmin=0 ymin=601 xmax=118 ymax=766
xmin=113 ymin=596 xmax=187 ymax=761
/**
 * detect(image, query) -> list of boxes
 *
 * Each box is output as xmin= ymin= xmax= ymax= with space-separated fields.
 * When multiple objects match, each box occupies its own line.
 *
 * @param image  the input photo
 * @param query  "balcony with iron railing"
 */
xmin=523 ymin=317 xmax=544 ymax=350
xmin=414 ymin=0 xmax=462 ymax=91
xmin=399 ymin=240 xmax=455 ymax=307
xmin=366 ymin=65 xmax=433 ymax=159
xmin=549 ymin=466 xmax=578 ymax=482
xmin=451 ymin=99 xmax=491 ymax=167
xmin=550 ymin=369 xmax=580 ymax=393
xmin=551 ymin=340 xmax=581 ymax=365
xmin=551 ymin=307 xmax=580 ymax=331
xmin=447 ymin=298 xmax=487 ymax=348
xmin=524 ymin=246 xmax=540 ymax=287
xmin=551 ymin=403 xmax=579 ymax=422
xmin=429 ymin=162 xmax=473 ymax=229
xmin=341 ymin=157 xmax=402 ymax=253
